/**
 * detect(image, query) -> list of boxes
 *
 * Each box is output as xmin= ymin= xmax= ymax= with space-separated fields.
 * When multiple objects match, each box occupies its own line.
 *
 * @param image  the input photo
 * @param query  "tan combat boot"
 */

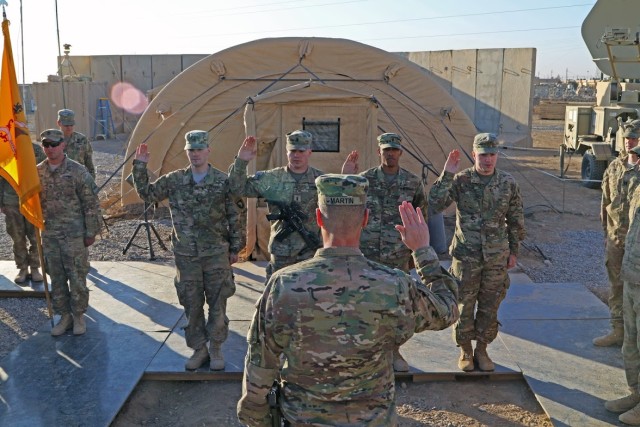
xmin=620 ymin=402 xmax=640 ymax=425
xmin=73 ymin=313 xmax=86 ymax=335
xmin=14 ymin=268 xmax=28 ymax=284
xmin=458 ymin=342 xmax=475 ymax=372
xmin=185 ymin=345 xmax=209 ymax=370
xmin=51 ymin=314 xmax=73 ymax=336
xmin=593 ymin=326 xmax=624 ymax=347
xmin=474 ymin=342 xmax=495 ymax=372
xmin=393 ymin=349 xmax=409 ymax=372
xmin=606 ymin=391 xmax=640 ymax=413
xmin=209 ymin=343 xmax=225 ymax=371
xmin=30 ymin=267 xmax=43 ymax=282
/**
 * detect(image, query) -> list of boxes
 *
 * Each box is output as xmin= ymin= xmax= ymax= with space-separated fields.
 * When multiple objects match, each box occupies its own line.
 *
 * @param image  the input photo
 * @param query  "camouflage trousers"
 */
xmin=266 ymin=251 xmax=314 ymax=282
xmin=605 ymin=239 xmax=624 ymax=329
xmin=43 ymin=235 xmax=90 ymax=315
xmin=623 ymin=281 xmax=640 ymax=391
xmin=3 ymin=206 xmax=40 ymax=269
xmin=450 ymin=256 xmax=510 ymax=345
xmin=174 ymin=254 xmax=236 ymax=350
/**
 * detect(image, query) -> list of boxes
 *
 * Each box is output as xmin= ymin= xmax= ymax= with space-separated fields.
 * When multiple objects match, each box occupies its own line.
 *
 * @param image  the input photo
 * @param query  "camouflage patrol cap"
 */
xmin=316 ymin=174 xmax=369 ymax=206
xmin=286 ymin=130 xmax=313 ymax=151
xmin=40 ymin=129 xmax=64 ymax=143
xmin=473 ymin=133 xmax=499 ymax=154
xmin=184 ymin=130 xmax=209 ymax=150
xmin=57 ymin=109 xmax=75 ymax=126
xmin=377 ymin=133 xmax=402 ymax=150
xmin=623 ymin=125 xmax=639 ymax=139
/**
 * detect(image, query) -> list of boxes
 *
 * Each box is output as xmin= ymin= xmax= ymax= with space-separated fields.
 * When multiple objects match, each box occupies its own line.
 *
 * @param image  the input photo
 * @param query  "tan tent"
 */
xmin=122 ymin=37 xmax=477 ymax=259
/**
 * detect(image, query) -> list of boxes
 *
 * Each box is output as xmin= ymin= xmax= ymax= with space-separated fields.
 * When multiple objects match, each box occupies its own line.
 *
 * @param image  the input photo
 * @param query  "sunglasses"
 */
xmin=42 ymin=140 xmax=62 ymax=148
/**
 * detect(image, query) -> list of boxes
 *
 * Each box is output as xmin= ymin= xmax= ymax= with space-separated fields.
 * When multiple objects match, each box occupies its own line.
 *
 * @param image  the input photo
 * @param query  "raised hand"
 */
xmin=341 ymin=150 xmax=359 ymax=174
xmin=238 ymin=136 xmax=257 ymax=161
xmin=395 ymin=201 xmax=430 ymax=251
xmin=444 ymin=149 xmax=461 ymax=174
xmin=135 ymin=143 xmax=151 ymax=163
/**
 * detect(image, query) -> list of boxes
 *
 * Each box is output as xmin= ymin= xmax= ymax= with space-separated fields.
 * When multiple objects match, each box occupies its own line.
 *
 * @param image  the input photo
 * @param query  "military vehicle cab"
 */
xmin=560 ymin=1 xmax=640 ymax=189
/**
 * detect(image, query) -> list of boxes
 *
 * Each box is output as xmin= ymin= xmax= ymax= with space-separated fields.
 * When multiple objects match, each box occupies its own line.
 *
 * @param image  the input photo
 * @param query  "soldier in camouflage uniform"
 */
xmin=57 ymin=109 xmax=96 ymax=178
xmin=228 ymin=130 xmax=323 ymax=281
xmin=597 ymin=125 xmax=640 ymax=347
xmin=605 ymin=144 xmax=640 ymax=424
xmin=429 ymin=133 xmax=525 ymax=372
xmin=132 ymin=130 xmax=244 ymax=371
xmin=0 ymin=142 xmax=46 ymax=284
xmin=38 ymin=129 xmax=101 ymax=337
xmin=237 ymin=174 xmax=459 ymax=426
xmin=341 ymin=132 xmax=429 ymax=372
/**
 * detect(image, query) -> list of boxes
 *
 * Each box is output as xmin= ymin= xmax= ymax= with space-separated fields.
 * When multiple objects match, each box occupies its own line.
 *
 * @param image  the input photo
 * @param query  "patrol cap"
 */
xmin=285 ymin=130 xmax=313 ymax=151
xmin=377 ymin=133 xmax=402 ymax=150
xmin=57 ymin=109 xmax=75 ymax=126
xmin=184 ymin=130 xmax=209 ymax=150
xmin=473 ymin=133 xmax=499 ymax=154
xmin=630 ymin=146 xmax=640 ymax=156
xmin=623 ymin=126 xmax=639 ymax=139
xmin=40 ymin=129 xmax=64 ymax=143
xmin=316 ymin=174 xmax=369 ymax=206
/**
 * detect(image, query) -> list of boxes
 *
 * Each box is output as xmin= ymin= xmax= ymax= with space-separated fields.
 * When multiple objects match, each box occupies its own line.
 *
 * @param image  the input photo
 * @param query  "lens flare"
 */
xmin=110 ymin=82 xmax=148 ymax=115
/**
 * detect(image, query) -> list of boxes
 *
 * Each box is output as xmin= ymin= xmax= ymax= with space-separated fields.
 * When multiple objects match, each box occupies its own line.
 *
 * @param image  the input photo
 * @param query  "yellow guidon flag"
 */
xmin=0 ymin=15 xmax=43 ymax=229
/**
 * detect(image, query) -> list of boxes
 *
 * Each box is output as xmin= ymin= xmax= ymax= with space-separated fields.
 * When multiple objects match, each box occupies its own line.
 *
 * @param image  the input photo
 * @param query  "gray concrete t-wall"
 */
xmin=48 ymin=49 xmax=535 ymax=146
xmin=399 ymin=48 xmax=536 ymax=147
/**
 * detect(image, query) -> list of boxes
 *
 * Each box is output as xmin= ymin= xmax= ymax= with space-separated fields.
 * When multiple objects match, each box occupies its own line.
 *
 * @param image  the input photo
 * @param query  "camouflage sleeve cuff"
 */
xmin=234 ymin=157 xmax=249 ymax=168
xmin=132 ymin=159 xmax=147 ymax=166
xmin=412 ymin=246 xmax=440 ymax=274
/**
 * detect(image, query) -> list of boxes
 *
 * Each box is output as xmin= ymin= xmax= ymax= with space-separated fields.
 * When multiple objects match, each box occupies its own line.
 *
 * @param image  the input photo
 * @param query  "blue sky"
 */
xmin=4 ymin=0 xmax=597 ymax=84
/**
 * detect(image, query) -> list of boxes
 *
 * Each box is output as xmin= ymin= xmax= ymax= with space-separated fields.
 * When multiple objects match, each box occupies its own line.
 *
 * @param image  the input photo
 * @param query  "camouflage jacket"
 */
xmin=601 ymin=156 xmax=640 ymax=247
xmin=228 ymin=157 xmax=323 ymax=257
xmin=237 ymin=246 xmax=459 ymax=426
xmin=429 ymin=167 xmax=525 ymax=261
xmin=0 ymin=143 xmax=46 ymax=208
xmin=621 ymin=186 xmax=640 ymax=282
xmin=132 ymin=160 xmax=245 ymax=257
xmin=37 ymin=156 xmax=101 ymax=239
xmin=64 ymin=131 xmax=95 ymax=178
xmin=359 ymin=166 xmax=428 ymax=269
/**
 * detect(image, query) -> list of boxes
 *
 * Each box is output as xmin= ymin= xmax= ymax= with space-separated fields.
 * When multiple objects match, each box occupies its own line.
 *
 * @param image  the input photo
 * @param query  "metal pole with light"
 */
xmin=54 ymin=0 xmax=65 ymax=107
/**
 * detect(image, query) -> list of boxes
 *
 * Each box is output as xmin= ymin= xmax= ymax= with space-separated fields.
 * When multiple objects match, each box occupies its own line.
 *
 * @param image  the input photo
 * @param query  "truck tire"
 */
xmin=581 ymin=151 xmax=607 ymax=189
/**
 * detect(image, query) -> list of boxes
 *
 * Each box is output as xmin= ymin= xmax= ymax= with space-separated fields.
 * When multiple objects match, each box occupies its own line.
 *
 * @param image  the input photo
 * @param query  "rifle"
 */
xmin=266 ymin=200 xmax=321 ymax=250
xmin=267 ymin=381 xmax=282 ymax=427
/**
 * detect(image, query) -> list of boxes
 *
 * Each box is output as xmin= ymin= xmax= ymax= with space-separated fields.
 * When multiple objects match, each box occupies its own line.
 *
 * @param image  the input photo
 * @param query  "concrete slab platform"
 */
xmin=0 ymin=260 xmax=626 ymax=427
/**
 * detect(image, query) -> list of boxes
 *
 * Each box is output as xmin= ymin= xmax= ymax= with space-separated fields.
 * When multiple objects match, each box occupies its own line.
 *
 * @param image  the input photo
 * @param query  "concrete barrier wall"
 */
xmin=401 ymin=48 xmax=536 ymax=147
xmin=39 ymin=48 xmax=534 ymax=146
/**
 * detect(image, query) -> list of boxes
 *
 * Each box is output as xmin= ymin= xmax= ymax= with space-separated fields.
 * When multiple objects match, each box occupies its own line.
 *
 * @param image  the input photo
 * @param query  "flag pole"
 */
xmin=35 ymin=229 xmax=53 ymax=327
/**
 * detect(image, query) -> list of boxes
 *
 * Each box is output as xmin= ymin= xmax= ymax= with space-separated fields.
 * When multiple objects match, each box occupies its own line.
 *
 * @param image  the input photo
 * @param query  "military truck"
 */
xmin=560 ymin=0 xmax=640 ymax=189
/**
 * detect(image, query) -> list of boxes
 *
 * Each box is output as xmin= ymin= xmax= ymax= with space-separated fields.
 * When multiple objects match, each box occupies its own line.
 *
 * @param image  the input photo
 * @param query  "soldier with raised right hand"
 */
xmin=228 ymin=130 xmax=324 ymax=281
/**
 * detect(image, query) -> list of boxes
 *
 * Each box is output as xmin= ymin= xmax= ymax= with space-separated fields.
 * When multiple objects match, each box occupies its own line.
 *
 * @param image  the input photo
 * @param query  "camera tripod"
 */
xmin=122 ymin=202 xmax=167 ymax=260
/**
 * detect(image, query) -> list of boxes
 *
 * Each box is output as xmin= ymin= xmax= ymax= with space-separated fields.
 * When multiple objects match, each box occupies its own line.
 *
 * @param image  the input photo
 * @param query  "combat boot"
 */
xmin=185 ymin=345 xmax=209 ymax=370
xmin=51 ymin=314 xmax=73 ymax=336
xmin=593 ymin=326 xmax=624 ymax=347
xmin=73 ymin=313 xmax=86 ymax=335
xmin=209 ymin=343 xmax=225 ymax=371
xmin=458 ymin=342 xmax=475 ymax=372
xmin=30 ymin=267 xmax=43 ymax=282
xmin=14 ymin=268 xmax=28 ymax=284
xmin=474 ymin=342 xmax=495 ymax=371
xmin=392 ymin=349 xmax=409 ymax=372
xmin=605 ymin=391 xmax=640 ymax=413
xmin=620 ymin=402 xmax=640 ymax=425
